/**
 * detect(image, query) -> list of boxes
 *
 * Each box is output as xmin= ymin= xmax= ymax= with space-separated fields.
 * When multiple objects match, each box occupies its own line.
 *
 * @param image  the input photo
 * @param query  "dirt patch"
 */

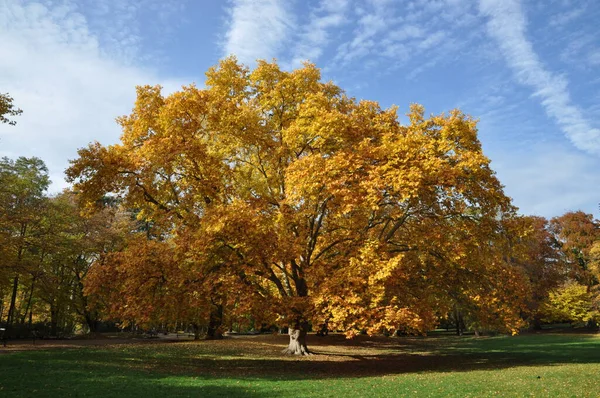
xmin=0 ymin=333 xmax=188 ymax=353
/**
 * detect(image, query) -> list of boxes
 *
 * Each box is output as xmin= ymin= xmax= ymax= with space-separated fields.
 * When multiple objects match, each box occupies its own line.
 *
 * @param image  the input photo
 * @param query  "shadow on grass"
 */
xmin=0 ymin=332 xmax=599 ymax=396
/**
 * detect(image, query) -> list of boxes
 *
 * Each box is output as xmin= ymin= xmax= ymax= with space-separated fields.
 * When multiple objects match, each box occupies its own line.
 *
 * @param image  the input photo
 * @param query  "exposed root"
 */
xmin=282 ymin=326 xmax=313 ymax=355
xmin=281 ymin=346 xmax=313 ymax=356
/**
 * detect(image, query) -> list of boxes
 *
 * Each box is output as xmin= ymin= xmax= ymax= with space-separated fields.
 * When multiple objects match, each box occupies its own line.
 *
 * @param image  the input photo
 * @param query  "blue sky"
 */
xmin=0 ymin=0 xmax=598 ymax=219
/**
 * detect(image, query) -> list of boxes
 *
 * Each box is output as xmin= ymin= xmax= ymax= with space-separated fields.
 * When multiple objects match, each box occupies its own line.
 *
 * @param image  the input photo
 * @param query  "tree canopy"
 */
xmin=66 ymin=58 xmax=533 ymax=350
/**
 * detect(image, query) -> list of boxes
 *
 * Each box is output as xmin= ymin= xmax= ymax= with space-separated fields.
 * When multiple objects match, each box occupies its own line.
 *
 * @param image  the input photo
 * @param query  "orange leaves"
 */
xmin=70 ymin=57 xmax=532 ymax=336
xmin=85 ymin=235 xmax=212 ymax=327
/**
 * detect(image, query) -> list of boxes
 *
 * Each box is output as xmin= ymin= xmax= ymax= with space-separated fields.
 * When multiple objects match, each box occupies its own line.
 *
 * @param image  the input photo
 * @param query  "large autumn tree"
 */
xmin=67 ymin=58 xmax=528 ymax=354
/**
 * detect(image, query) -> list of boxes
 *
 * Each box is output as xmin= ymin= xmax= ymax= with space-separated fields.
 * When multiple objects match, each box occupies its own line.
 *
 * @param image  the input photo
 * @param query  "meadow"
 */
xmin=1 ymin=331 xmax=599 ymax=397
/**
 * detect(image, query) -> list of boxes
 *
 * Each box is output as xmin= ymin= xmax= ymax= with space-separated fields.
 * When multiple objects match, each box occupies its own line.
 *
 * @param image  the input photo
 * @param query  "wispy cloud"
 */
xmin=549 ymin=6 xmax=585 ymax=27
xmin=0 ymin=1 xmax=184 ymax=192
xmin=71 ymin=0 xmax=186 ymax=64
xmin=334 ymin=1 xmax=393 ymax=65
xmin=289 ymin=0 xmax=350 ymax=68
xmin=479 ymin=0 xmax=600 ymax=156
xmin=589 ymin=49 xmax=600 ymax=66
xmin=559 ymin=32 xmax=596 ymax=67
xmin=84 ymin=0 xmax=142 ymax=63
xmin=492 ymin=143 xmax=600 ymax=218
xmin=223 ymin=0 xmax=294 ymax=66
xmin=331 ymin=0 xmax=480 ymax=78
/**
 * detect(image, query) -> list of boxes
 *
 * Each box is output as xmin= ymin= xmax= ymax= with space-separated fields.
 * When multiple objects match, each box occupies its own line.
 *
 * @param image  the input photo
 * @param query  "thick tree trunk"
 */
xmin=282 ymin=322 xmax=311 ymax=355
xmin=75 ymin=271 xmax=97 ymax=333
xmin=84 ymin=313 xmax=98 ymax=333
xmin=205 ymin=304 xmax=223 ymax=340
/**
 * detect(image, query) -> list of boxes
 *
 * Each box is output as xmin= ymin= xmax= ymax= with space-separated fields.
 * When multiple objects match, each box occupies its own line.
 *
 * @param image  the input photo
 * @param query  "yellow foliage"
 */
xmin=68 ymin=57 xmax=528 ymax=336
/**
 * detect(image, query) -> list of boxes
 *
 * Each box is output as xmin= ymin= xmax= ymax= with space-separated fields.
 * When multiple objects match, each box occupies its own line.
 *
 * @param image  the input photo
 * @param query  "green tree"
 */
xmin=0 ymin=93 xmax=23 ymax=125
xmin=0 ymin=157 xmax=49 ymax=331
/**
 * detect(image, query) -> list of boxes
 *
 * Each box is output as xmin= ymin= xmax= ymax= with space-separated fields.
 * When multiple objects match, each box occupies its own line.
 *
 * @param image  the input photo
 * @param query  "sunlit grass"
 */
xmin=1 ymin=333 xmax=599 ymax=397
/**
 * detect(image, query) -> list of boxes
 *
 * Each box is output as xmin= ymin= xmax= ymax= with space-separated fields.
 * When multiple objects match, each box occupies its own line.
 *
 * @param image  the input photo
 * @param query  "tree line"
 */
xmin=1 ymin=59 xmax=598 ymax=353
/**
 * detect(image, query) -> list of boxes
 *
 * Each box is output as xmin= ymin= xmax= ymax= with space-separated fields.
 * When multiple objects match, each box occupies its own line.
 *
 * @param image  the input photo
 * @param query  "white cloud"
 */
xmin=332 ymin=0 xmax=479 ymax=77
xmin=222 ymin=0 xmax=295 ymax=66
xmin=289 ymin=0 xmax=350 ymax=68
xmin=333 ymin=2 xmax=391 ymax=65
xmin=0 ymin=1 xmax=185 ymax=193
xmin=479 ymin=0 xmax=600 ymax=156
xmin=588 ymin=49 xmax=600 ymax=66
xmin=549 ymin=6 xmax=585 ymax=27
xmin=491 ymin=143 xmax=600 ymax=218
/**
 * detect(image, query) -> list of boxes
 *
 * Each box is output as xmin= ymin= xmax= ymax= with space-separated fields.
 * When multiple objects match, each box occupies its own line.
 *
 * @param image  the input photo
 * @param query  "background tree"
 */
xmin=85 ymin=235 xmax=211 ymax=338
xmin=549 ymin=211 xmax=599 ymax=283
xmin=0 ymin=157 xmax=49 ymax=336
xmin=67 ymin=58 xmax=530 ymax=353
xmin=0 ymin=92 xmax=23 ymax=125
xmin=30 ymin=192 xmax=128 ymax=335
xmin=510 ymin=216 xmax=568 ymax=329
xmin=541 ymin=281 xmax=598 ymax=326
xmin=546 ymin=211 xmax=599 ymax=328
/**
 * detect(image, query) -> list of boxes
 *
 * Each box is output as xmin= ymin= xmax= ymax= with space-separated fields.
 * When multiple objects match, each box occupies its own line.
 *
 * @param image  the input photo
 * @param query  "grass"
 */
xmin=1 ymin=332 xmax=599 ymax=397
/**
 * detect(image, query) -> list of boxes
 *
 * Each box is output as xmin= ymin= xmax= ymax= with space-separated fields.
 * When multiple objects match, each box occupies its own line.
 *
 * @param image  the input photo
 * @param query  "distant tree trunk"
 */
xmin=316 ymin=321 xmax=329 ymax=336
xmin=454 ymin=306 xmax=463 ymax=336
xmin=282 ymin=320 xmax=311 ymax=355
xmin=74 ymin=270 xmax=98 ymax=333
xmin=7 ymin=239 xmax=26 ymax=328
xmin=84 ymin=313 xmax=98 ymax=333
xmin=21 ymin=277 xmax=36 ymax=325
xmin=81 ymin=295 xmax=99 ymax=333
xmin=205 ymin=303 xmax=223 ymax=339
xmin=191 ymin=323 xmax=201 ymax=340
xmin=6 ymin=274 xmax=19 ymax=326
xmin=532 ymin=315 xmax=543 ymax=331
xmin=50 ymin=304 xmax=59 ymax=337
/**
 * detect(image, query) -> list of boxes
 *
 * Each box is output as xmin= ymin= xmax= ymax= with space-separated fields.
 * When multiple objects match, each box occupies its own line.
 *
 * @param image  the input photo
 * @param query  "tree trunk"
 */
xmin=191 ymin=323 xmax=201 ymax=340
xmin=282 ymin=321 xmax=311 ymax=355
xmin=75 ymin=270 xmax=98 ymax=333
xmin=21 ymin=277 xmax=36 ymax=325
xmin=205 ymin=304 xmax=223 ymax=339
xmin=7 ymin=229 xmax=26 ymax=327
xmin=454 ymin=306 xmax=463 ymax=336
xmin=532 ymin=315 xmax=543 ymax=331
xmin=50 ymin=304 xmax=59 ymax=337
xmin=6 ymin=274 xmax=19 ymax=326
xmin=316 ymin=319 xmax=329 ymax=336
xmin=84 ymin=313 xmax=98 ymax=333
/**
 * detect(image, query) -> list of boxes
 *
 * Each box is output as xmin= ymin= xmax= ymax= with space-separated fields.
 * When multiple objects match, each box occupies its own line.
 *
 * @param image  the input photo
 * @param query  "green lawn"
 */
xmin=1 ymin=332 xmax=599 ymax=397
